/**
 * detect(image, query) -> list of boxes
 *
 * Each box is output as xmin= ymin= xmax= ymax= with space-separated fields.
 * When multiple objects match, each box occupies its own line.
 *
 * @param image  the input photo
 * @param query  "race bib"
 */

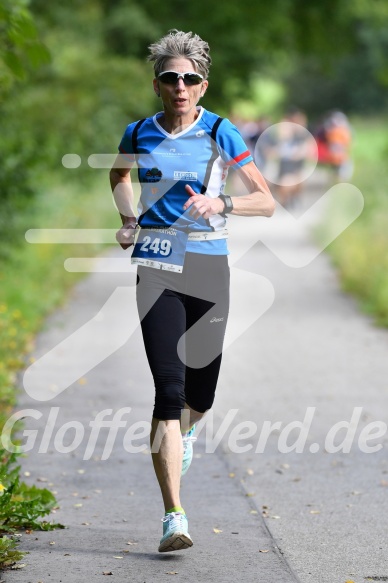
xmin=131 ymin=227 xmax=189 ymax=272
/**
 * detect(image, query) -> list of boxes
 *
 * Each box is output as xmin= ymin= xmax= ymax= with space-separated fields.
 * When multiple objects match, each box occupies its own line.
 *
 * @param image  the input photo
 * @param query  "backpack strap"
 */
xmin=200 ymin=117 xmax=224 ymax=194
xmin=131 ymin=118 xmax=146 ymax=154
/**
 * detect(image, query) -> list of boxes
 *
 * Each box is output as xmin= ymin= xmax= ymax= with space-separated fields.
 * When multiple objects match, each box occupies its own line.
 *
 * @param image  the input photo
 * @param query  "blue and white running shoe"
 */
xmin=181 ymin=425 xmax=197 ymax=477
xmin=158 ymin=512 xmax=193 ymax=552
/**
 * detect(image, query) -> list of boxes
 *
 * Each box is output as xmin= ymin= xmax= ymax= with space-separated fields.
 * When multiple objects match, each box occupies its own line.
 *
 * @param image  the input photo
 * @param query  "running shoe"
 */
xmin=181 ymin=425 xmax=197 ymax=477
xmin=158 ymin=512 xmax=193 ymax=552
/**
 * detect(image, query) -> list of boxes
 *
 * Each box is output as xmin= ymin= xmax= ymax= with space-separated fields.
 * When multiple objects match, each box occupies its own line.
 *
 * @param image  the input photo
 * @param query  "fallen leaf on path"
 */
xmin=102 ymin=572 xmax=113 ymax=576
xmin=126 ymin=541 xmax=137 ymax=546
xmin=10 ymin=564 xmax=26 ymax=570
xmin=213 ymin=528 xmax=222 ymax=534
xmin=113 ymin=556 xmax=123 ymax=559
xmin=259 ymin=549 xmax=269 ymax=553
xmin=81 ymin=522 xmax=90 ymax=525
xmin=270 ymin=515 xmax=281 ymax=519
xmin=166 ymin=572 xmax=179 ymax=575
xmin=250 ymin=510 xmax=258 ymax=515
xmin=74 ymin=503 xmax=83 ymax=508
xmin=49 ymin=541 xmax=55 ymax=545
xmin=245 ymin=492 xmax=256 ymax=497
xmin=64 ymin=553 xmax=71 ymax=556
xmin=37 ymin=477 xmax=48 ymax=482
xmin=310 ymin=510 xmax=320 ymax=514
xmin=77 ymin=469 xmax=85 ymax=474
xmin=24 ymin=471 xmax=31 ymax=477
xmin=228 ymin=472 xmax=235 ymax=478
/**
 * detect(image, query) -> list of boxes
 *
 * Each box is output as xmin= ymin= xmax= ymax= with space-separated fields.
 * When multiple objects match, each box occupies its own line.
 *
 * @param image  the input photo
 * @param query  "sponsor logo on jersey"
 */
xmin=143 ymin=167 xmax=162 ymax=182
xmin=173 ymin=171 xmax=198 ymax=181
xmin=196 ymin=130 xmax=205 ymax=137
xmin=210 ymin=316 xmax=224 ymax=323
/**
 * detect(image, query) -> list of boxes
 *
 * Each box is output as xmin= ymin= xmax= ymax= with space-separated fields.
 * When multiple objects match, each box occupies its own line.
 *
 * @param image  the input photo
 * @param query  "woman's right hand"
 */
xmin=116 ymin=219 xmax=137 ymax=249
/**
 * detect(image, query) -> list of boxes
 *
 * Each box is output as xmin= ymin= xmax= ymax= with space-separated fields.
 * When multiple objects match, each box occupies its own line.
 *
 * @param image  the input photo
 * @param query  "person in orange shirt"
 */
xmin=324 ymin=111 xmax=353 ymax=181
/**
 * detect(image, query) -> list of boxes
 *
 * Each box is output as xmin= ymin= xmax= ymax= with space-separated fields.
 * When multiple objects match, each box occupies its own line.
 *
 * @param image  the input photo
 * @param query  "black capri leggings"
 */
xmin=136 ymin=253 xmax=230 ymax=420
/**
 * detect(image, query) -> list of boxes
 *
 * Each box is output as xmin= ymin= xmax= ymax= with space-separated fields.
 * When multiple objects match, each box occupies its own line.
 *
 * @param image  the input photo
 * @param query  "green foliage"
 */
xmin=0 ymin=460 xmax=64 ymax=533
xmin=283 ymin=1 xmax=388 ymax=115
xmin=0 ymin=535 xmax=24 ymax=568
xmin=0 ymin=451 xmax=64 ymax=533
xmin=0 ymin=449 xmax=64 ymax=568
xmin=0 ymin=0 xmax=50 ymax=94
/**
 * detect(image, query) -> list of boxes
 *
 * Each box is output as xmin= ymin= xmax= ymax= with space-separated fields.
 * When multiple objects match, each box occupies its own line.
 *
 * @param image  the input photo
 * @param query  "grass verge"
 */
xmin=319 ymin=116 xmax=388 ymax=327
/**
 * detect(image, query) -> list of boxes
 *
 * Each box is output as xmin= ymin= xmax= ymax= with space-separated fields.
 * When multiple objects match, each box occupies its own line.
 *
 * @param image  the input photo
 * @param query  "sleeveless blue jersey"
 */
xmin=118 ymin=107 xmax=253 ymax=254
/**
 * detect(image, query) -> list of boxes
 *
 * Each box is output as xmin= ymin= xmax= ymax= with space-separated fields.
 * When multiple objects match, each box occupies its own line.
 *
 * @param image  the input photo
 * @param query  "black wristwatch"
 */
xmin=218 ymin=194 xmax=234 ymax=216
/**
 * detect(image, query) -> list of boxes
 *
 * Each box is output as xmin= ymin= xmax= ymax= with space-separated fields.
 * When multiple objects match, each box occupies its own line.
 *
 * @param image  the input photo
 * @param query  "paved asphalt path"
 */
xmin=5 ymin=170 xmax=388 ymax=583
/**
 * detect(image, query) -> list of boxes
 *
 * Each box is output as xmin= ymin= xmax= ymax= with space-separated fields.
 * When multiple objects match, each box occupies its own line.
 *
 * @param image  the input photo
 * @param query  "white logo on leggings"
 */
xmin=210 ymin=316 xmax=224 ymax=323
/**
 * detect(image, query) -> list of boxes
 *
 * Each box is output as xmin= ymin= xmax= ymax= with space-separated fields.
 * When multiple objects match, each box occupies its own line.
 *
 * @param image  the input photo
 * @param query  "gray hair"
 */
xmin=148 ymin=29 xmax=212 ymax=79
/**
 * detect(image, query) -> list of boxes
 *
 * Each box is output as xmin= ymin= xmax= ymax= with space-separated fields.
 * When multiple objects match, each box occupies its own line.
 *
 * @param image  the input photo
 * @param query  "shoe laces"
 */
xmin=162 ymin=512 xmax=185 ymax=528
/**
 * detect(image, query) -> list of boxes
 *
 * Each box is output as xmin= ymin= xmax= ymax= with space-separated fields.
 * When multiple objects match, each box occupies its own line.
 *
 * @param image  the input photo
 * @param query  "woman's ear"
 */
xmin=153 ymin=78 xmax=160 ymax=97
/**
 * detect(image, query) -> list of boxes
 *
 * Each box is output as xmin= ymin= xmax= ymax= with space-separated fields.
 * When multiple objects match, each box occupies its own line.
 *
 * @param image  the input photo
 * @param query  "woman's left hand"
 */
xmin=183 ymin=184 xmax=225 ymax=219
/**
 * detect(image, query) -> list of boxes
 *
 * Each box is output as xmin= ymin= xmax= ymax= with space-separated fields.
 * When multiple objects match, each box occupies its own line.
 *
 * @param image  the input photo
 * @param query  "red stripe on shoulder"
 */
xmin=226 ymin=150 xmax=251 ymax=166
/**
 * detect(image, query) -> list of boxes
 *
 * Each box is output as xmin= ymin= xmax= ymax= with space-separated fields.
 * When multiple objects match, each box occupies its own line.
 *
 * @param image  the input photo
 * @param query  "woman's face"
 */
xmin=153 ymin=57 xmax=208 ymax=121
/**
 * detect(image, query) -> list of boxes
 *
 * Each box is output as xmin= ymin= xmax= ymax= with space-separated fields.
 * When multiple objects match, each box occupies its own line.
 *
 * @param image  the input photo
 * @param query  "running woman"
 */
xmin=109 ymin=29 xmax=275 ymax=553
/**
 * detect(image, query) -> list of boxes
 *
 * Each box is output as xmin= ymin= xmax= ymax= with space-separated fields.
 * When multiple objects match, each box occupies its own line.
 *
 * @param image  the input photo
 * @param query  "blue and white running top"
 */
xmin=118 ymin=107 xmax=252 ymax=255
